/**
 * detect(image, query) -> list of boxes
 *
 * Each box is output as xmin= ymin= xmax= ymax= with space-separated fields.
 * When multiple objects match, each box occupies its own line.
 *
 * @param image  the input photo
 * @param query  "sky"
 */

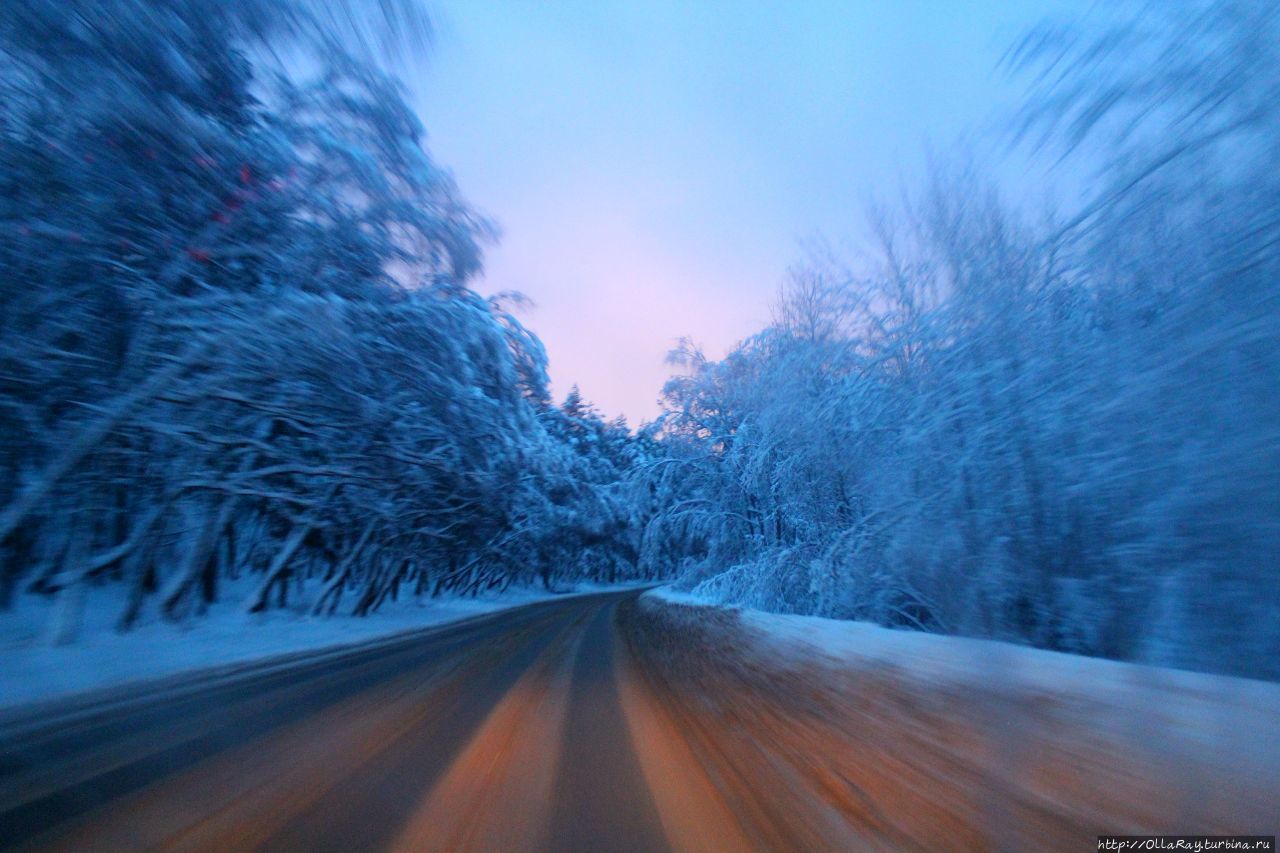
xmin=413 ymin=0 xmax=1083 ymax=424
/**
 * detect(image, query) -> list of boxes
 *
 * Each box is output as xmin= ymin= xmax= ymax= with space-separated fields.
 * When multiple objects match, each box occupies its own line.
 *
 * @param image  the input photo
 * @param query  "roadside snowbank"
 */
xmin=0 ymin=581 xmax=628 ymax=710
xmin=635 ymin=588 xmax=1280 ymax=842
xmin=643 ymin=587 xmax=1280 ymax=765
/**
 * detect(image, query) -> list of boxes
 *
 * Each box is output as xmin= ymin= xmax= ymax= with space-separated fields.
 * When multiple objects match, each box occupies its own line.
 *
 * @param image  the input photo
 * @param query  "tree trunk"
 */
xmin=244 ymin=522 xmax=311 ymax=614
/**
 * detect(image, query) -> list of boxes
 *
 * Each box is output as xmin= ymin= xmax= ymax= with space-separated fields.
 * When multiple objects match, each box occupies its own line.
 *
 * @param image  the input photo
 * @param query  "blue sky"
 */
xmin=414 ymin=0 xmax=1083 ymax=423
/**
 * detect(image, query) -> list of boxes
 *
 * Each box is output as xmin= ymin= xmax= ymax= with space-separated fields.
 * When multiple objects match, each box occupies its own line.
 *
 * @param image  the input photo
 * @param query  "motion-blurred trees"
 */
xmin=642 ymin=0 xmax=1280 ymax=679
xmin=0 ymin=0 xmax=652 ymax=636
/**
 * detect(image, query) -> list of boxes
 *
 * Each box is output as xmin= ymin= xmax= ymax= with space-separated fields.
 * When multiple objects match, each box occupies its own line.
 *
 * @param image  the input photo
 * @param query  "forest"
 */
xmin=1 ymin=0 xmax=1277 ymax=681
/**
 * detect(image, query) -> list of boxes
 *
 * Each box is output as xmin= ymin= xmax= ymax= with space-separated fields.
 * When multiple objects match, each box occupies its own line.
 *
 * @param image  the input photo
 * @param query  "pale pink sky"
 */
xmin=414 ymin=1 xmax=1079 ymax=424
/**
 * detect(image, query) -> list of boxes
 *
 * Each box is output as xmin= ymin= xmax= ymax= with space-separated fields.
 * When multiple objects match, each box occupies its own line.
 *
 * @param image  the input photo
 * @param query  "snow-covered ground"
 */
xmin=644 ymin=587 xmax=1280 ymax=766
xmin=0 ymin=581 xmax=632 ymax=711
xmin=637 ymin=589 xmax=1279 ymax=841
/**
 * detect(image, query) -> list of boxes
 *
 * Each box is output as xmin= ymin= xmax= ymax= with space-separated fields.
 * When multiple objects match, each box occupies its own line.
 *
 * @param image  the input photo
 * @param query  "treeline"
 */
xmin=641 ymin=1 xmax=1280 ymax=679
xmin=4 ymin=0 xmax=1276 ymax=680
xmin=0 ymin=0 xmax=654 ymax=638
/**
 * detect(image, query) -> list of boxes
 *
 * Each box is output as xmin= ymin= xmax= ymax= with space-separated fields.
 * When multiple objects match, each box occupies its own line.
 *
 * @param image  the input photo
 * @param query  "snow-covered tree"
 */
xmin=643 ymin=0 xmax=1280 ymax=679
xmin=0 ymin=0 xmax=649 ymax=638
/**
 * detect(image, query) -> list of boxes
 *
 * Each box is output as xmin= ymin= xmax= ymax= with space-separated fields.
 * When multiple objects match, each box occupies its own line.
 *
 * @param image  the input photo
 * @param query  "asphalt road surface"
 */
xmin=2 ymin=588 xmax=1276 ymax=851
xmin=0 ymin=591 xmax=686 ymax=851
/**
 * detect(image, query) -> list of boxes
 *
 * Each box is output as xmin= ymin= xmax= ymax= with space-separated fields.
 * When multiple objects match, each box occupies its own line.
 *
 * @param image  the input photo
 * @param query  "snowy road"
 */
xmin=1 ymin=588 xmax=1276 ymax=851
xmin=0 ymin=590 xmax=671 ymax=851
